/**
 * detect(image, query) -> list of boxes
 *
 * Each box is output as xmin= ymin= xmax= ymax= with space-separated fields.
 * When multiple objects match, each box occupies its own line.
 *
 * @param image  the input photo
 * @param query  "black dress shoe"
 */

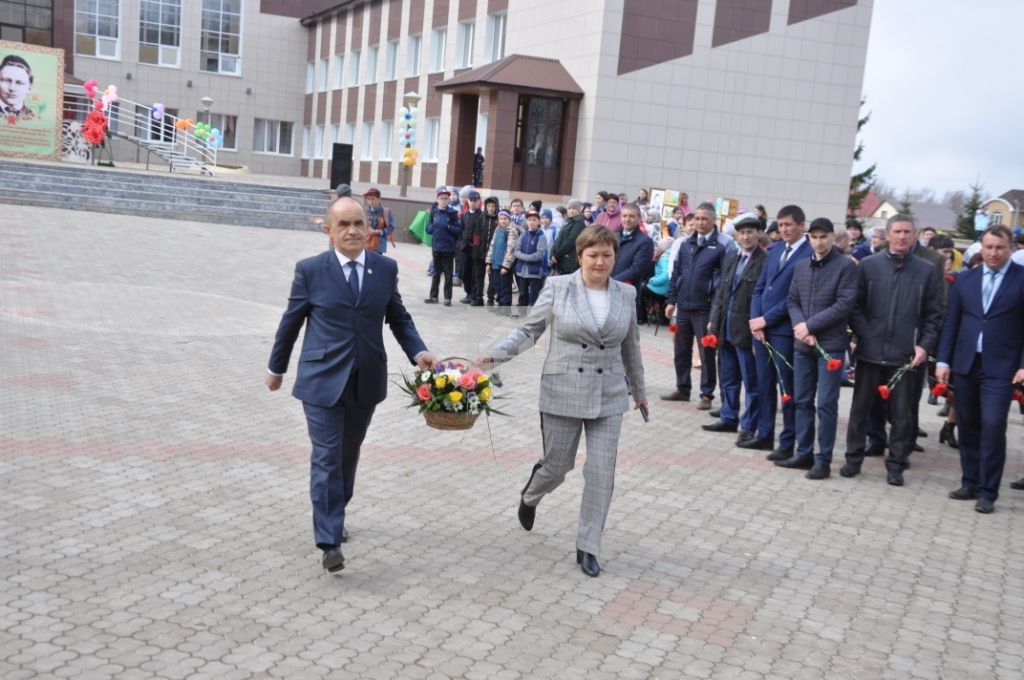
xmin=424 ymin=297 xmax=439 ymax=304
xmin=576 ymin=549 xmax=600 ymax=577
xmin=518 ymin=463 xmax=542 ymax=531
xmin=736 ymin=429 xmax=756 ymax=444
xmin=975 ymin=498 xmax=995 ymax=514
xmin=321 ymin=547 xmax=345 ymax=573
xmin=912 ymin=442 xmax=924 ymax=452
xmin=775 ymin=456 xmax=814 ymax=470
xmin=766 ymin=446 xmax=794 ymax=461
xmin=839 ymin=462 xmax=861 ymax=478
xmin=737 ymin=437 xmax=773 ymax=451
xmin=806 ymin=463 xmax=830 ymax=480
xmin=696 ymin=396 xmax=714 ymax=411
xmin=709 ymin=408 xmax=722 ymax=418
xmin=917 ymin=428 xmax=928 ymax=438
xmin=460 ymin=295 xmax=473 ymax=304
xmin=887 ymin=469 xmax=904 ymax=486
xmin=660 ymin=390 xmax=691 ymax=402
xmin=340 ymin=528 xmax=349 ymax=543
xmin=949 ymin=487 xmax=976 ymax=501
xmin=1010 ymin=478 xmax=1024 ymax=491
xmin=701 ymin=420 xmax=738 ymax=433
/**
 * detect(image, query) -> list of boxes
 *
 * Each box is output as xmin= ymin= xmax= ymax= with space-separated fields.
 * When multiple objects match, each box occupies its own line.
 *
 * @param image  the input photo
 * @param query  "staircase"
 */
xmin=0 ymin=159 xmax=331 ymax=231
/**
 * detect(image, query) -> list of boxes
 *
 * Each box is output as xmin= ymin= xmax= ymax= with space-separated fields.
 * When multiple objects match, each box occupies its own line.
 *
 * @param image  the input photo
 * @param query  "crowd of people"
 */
xmin=415 ymin=185 xmax=1024 ymax=514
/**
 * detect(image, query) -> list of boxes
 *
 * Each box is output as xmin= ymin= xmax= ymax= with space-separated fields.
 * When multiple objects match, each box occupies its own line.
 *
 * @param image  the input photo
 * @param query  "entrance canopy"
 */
xmin=435 ymin=54 xmax=584 ymax=99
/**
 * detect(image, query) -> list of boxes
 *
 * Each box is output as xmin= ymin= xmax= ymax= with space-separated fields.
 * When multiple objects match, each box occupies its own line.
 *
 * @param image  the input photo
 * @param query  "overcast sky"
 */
xmin=856 ymin=0 xmax=1023 ymax=200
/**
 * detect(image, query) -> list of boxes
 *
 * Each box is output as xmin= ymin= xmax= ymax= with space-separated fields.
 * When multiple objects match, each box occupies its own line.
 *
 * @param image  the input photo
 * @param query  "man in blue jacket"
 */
xmin=661 ymin=202 xmax=727 ymax=409
xmin=425 ymin=186 xmax=463 ymax=306
xmin=739 ymin=205 xmax=811 ymax=457
xmin=936 ymin=225 xmax=1024 ymax=513
xmin=612 ymin=203 xmax=655 ymax=284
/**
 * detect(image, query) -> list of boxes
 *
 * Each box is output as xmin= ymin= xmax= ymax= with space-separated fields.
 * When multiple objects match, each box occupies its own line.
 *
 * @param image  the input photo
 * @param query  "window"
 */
xmin=134 ymin=103 xmax=173 ymax=141
xmin=361 ymin=122 xmax=373 ymax=160
xmin=384 ymin=39 xmax=398 ymax=80
xmin=197 ymin=111 xmax=237 ymax=150
xmin=75 ymin=0 xmax=120 ymax=59
xmin=344 ymin=122 xmax=356 ymax=144
xmin=1 ymin=1 xmax=54 ymax=46
xmin=425 ymin=117 xmax=440 ymax=161
xmin=380 ymin=120 xmax=394 ymax=160
xmin=200 ymin=0 xmax=242 ymax=75
xmin=364 ymin=45 xmax=378 ymax=84
xmin=990 ymin=212 xmax=1004 ymax=226
xmin=328 ymin=124 xmax=339 ymax=149
xmin=456 ymin=20 xmax=474 ymax=68
xmin=430 ymin=27 xmax=446 ymax=72
xmin=348 ymin=50 xmax=360 ymax=86
xmin=305 ymin=61 xmax=313 ymax=94
xmin=301 ymin=125 xmax=311 ymax=159
xmin=485 ymin=12 xmax=506 ymax=63
xmin=138 ymin=0 xmax=180 ymax=66
xmin=314 ymin=124 xmax=325 ymax=158
xmin=331 ymin=54 xmax=344 ymax=89
xmin=253 ymin=118 xmax=293 ymax=155
xmin=317 ymin=58 xmax=328 ymax=91
xmin=406 ymin=34 xmax=421 ymax=76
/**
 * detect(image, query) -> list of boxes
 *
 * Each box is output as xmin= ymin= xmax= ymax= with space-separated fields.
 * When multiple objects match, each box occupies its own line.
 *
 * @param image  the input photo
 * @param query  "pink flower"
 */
xmin=416 ymin=384 xmax=431 ymax=402
xmin=458 ymin=373 xmax=476 ymax=389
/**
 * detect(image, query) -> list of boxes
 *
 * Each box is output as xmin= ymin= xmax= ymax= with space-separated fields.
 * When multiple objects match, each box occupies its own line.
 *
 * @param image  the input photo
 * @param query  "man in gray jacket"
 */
xmin=841 ymin=215 xmax=943 ymax=486
xmin=776 ymin=218 xmax=858 ymax=479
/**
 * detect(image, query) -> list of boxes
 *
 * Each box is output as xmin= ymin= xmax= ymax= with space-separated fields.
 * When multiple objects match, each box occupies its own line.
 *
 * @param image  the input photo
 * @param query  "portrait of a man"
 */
xmin=0 ymin=54 xmax=35 ymax=121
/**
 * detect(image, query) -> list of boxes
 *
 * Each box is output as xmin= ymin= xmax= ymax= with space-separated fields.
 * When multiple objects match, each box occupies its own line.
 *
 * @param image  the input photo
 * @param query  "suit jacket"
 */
xmin=750 ymin=238 xmax=811 ymax=334
xmin=611 ymin=229 xmax=655 ymax=284
xmin=488 ymin=271 xmax=647 ymax=419
xmin=937 ymin=262 xmax=1024 ymax=376
xmin=708 ymin=246 xmax=766 ymax=348
xmin=268 ymin=250 xmax=427 ymax=408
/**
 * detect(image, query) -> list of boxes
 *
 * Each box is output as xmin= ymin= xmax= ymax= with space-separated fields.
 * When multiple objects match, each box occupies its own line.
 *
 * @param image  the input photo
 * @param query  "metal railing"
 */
xmin=63 ymin=84 xmax=217 ymax=175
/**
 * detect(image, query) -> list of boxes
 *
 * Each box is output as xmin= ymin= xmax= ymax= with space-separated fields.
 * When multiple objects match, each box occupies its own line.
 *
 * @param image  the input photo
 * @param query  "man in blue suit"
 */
xmin=266 ymin=197 xmax=437 ymax=572
xmin=740 ymin=205 xmax=811 ymax=458
xmin=936 ymin=225 xmax=1024 ymax=514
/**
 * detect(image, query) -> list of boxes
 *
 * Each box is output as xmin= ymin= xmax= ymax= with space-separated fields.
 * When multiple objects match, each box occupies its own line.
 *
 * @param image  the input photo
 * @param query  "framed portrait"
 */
xmin=649 ymin=188 xmax=665 ymax=214
xmin=661 ymin=205 xmax=676 ymax=221
xmin=664 ymin=190 xmax=680 ymax=207
xmin=0 ymin=40 xmax=64 ymax=160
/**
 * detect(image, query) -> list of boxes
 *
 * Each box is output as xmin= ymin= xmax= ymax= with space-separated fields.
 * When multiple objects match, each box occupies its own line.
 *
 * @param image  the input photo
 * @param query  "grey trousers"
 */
xmin=523 ymin=412 xmax=623 ymax=555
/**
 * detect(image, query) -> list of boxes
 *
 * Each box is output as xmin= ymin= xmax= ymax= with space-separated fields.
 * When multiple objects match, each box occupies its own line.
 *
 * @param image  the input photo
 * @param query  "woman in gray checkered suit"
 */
xmin=481 ymin=225 xmax=648 ymax=577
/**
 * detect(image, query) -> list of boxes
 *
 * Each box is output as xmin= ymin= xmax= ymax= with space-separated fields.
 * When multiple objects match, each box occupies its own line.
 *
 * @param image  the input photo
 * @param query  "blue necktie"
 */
xmin=347 ymin=261 xmax=360 ymax=300
xmin=780 ymin=245 xmax=792 ymax=268
xmin=733 ymin=253 xmax=748 ymax=288
xmin=982 ymin=270 xmax=998 ymax=313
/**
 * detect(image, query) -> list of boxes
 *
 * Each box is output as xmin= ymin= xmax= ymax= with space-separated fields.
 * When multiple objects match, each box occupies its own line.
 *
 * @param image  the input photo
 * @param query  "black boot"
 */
xmin=518 ymin=463 xmax=542 ymax=531
xmin=939 ymin=422 xmax=959 ymax=449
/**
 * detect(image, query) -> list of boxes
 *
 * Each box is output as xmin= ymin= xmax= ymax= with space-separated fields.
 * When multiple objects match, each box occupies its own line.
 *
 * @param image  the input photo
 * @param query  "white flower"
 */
xmin=420 ymin=371 xmax=432 ymax=381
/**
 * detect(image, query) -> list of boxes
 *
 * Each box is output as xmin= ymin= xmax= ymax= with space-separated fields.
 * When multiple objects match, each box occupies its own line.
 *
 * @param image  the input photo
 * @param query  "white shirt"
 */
xmin=585 ymin=287 xmax=610 ymax=327
xmin=335 ymin=248 xmax=366 ymax=290
xmin=1011 ymin=249 xmax=1024 ymax=266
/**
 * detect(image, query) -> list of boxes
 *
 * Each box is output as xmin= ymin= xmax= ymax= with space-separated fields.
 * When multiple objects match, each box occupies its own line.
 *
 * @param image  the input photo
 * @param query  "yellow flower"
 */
xmin=434 ymin=376 xmax=447 ymax=389
xmin=479 ymin=387 xmax=491 ymax=401
xmin=448 ymin=391 xmax=463 ymax=403
xmin=476 ymin=374 xmax=487 ymax=385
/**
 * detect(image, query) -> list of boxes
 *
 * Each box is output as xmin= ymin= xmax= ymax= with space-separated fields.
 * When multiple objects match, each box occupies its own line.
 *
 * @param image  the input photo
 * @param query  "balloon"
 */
xmin=175 ymin=119 xmax=187 ymax=130
xmin=207 ymin=136 xmax=221 ymax=149
xmin=406 ymin=119 xmax=416 ymax=129
xmin=211 ymin=128 xmax=221 ymax=137
xmin=403 ymin=158 xmax=414 ymax=167
xmin=84 ymin=79 xmax=98 ymax=100
xmin=151 ymin=103 xmax=164 ymax=120
xmin=102 ymin=85 xmax=118 ymax=105
xmin=93 ymin=100 xmax=104 ymax=110
xmin=400 ymin=106 xmax=409 ymax=116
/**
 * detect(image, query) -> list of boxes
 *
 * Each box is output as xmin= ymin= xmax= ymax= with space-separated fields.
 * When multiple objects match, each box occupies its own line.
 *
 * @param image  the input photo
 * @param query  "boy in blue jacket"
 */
xmin=425 ymin=186 xmax=463 ymax=306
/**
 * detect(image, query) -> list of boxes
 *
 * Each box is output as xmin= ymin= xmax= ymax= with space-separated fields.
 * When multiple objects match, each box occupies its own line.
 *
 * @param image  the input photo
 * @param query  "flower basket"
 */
xmin=397 ymin=356 xmax=506 ymax=431
xmin=423 ymin=410 xmax=480 ymax=431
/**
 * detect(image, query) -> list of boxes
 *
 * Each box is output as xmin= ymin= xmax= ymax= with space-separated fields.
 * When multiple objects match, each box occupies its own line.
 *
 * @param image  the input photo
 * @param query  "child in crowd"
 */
xmin=514 ymin=210 xmax=548 ymax=315
xmin=425 ymin=186 xmax=463 ymax=306
xmin=486 ymin=210 xmax=519 ymax=313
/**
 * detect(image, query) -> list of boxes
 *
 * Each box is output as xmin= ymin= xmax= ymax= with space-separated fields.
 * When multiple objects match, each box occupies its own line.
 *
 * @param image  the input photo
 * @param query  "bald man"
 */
xmin=266 ymin=197 xmax=437 ymax=573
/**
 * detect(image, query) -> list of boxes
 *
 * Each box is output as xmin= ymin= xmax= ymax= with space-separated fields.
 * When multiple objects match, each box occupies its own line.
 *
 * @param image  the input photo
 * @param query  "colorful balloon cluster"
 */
xmin=399 ymin=105 xmax=419 ymax=167
xmin=151 ymin=102 xmax=165 ymax=121
xmin=191 ymin=122 xmax=223 ymax=148
xmin=82 ymin=80 xmax=118 ymax=112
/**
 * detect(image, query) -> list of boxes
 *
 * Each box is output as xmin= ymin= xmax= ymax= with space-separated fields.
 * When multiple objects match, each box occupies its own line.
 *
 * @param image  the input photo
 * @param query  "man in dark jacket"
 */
xmin=550 ymin=200 xmax=587 ymax=274
xmin=662 ymin=202 xmax=727 ymax=409
xmin=475 ymin=196 xmax=499 ymax=306
xmin=612 ymin=203 xmax=655 ymax=284
xmin=704 ymin=213 xmax=766 ymax=438
xmin=425 ymin=186 xmax=463 ymax=306
xmin=776 ymin=218 xmax=858 ymax=479
xmin=841 ymin=214 xmax=943 ymax=486
xmin=457 ymin=190 xmax=484 ymax=304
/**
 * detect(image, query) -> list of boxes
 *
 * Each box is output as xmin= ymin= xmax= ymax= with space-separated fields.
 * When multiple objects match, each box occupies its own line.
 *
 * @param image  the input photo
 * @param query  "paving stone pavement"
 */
xmin=2 ymin=204 xmax=1023 ymax=680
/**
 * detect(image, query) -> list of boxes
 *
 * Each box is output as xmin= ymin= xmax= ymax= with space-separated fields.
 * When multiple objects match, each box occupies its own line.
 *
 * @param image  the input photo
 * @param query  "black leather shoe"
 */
xmin=949 ymin=487 xmax=976 ymax=501
xmin=340 ymin=528 xmax=349 ymax=543
xmin=775 ymin=456 xmax=814 ymax=470
xmin=863 ymin=444 xmax=885 ymax=457
xmin=443 ymin=299 xmax=452 ymax=306
xmin=701 ymin=420 xmax=738 ymax=433
xmin=806 ymin=463 xmax=830 ymax=480
xmin=736 ymin=429 xmax=756 ymax=444
xmin=660 ymin=390 xmax=691 ymax=402
xmin=839 ymin=462 xmax=861 ymax=478
xmin=766 ymin=446 xmax=794 ymax=461
xmin=576 ymin=549 xmax=600 ymax=577
xmin=696 ymin=396 xmax=714 ymax=411
xmin=975 ymin=498 xmax=995 ymax=514
xmin=917 ymin=428 xmax=928 ymax=438
xmin=460 ymin=295 xmax=473 ymax=304
xmin=424 ymin=297 xmax=439 ymax=304
xmin=887 ymin=469 xmax=904 ymax=486
xmin=709 ymin=408 xmax=722 ymax=418
xmin=912 ymin=442 xmax=924 ymax=452
xmin=737 ymin=438 xmax=773 ymax=451
xmin=518 ymin=463 xmax=542 ymax=531
xmin=939 ymin=422 xmax=959 ymax=449
xmin=321 ymin=547 xmax=345 ymax=573
xmin=1010 ymin=478 xmax=1024 ymax=491
xmin=470 ymin=299 xmax=484 ymax=307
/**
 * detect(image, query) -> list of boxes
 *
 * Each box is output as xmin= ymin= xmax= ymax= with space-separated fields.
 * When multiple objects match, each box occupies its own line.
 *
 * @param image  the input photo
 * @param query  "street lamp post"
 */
xmin=399 ymin=91 xmax=421 ymax=198
xmin=200 ymin=96 xmax=214 ymax=124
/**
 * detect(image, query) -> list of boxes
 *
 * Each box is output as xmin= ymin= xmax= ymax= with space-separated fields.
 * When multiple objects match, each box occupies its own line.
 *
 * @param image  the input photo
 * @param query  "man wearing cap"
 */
xmin=550 ymin=200 xmax=587 ymax=275
xmin=363 ymin=188 xmax=394 ymax=255
xmin=704 ymin=213 xmax=767 ymax=439
xmin=425 ymin=186 xmax=463 ymax=306
xmin=776 ymin=218 xmax=858 ymax=479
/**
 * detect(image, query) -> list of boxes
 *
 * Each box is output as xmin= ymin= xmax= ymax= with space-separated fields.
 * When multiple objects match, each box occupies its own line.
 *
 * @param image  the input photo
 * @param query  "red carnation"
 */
xmin=668 ymin=323 xmax=678 ymax=333
xmin=878 ymin=385 xmax=891 ymax=400
xmin=931 ymin=383 xmax=948 ymax=397
xmin=826 ymin=359 xmax=842 ymax=372
xmin=781 ymin=393 xmax=792 ymax=403
xmin=700 ymin=334 xmax=719 ymax=348
xmin=944 ymin=274 xmax=955 ymax=283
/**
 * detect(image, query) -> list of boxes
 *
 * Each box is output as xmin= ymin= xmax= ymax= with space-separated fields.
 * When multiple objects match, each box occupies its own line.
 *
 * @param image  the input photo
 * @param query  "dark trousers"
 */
xmin=471 ymin=257 xmax=487 ymax=302
xmin=954 ymin=356 xmax=1014 ymax=500
xmin=718 ymin=339 xmax=758 ymax=430
xmin=673 ymin=308 xmax=716 ymax=398
xmin=753 ymin=332 xmax=796 ymax=448
xmin=460 ymin=250 xmax=476 ymax=298
xmin=429 ymin=252 xmax=455 ymax=301
xmin=845 ymin=360 xmax=915 ymax=471
xmin=866 ymin=362 xmax=928 ymax=451
xmin=793 ymin=350 xmax=843 ymax=465
xmin=303 ymin=377 xmax=375 ymax=549
xmin=516 ymin=275 xmax=544 ymax=307
xmin=493 ymin=268 xmax=513 ymax=307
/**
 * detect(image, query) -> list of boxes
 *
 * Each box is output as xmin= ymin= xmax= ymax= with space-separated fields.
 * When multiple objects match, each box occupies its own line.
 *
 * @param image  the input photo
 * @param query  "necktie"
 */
xmin=780 ymin=245 xmax=792 ymax=268
xmin=698 ymin=236 xmax=706 ymax=247
xmin=347 ymin=261 xmax=360 ymax=300
xmin=733 ymin=253 xmax=748 ymax=287
xmin=983 ymin=270 xmax=999 ymax=312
